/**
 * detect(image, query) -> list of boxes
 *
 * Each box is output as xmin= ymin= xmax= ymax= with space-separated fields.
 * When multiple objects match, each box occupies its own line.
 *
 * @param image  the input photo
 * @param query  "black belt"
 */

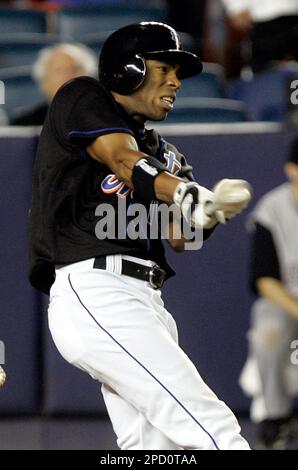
xmin=93 ymin=257 xmax=166 ymax=289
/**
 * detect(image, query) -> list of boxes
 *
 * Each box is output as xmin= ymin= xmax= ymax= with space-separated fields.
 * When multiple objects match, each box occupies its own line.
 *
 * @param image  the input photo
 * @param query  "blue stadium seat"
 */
xmin=0 ymin=35 xmax=60 ymax=69
xmin=0 ymin=9 xmax=47 ymax=36
xmin=164 ymin=98 xmax=248 ymax=124
xmin=56 ymin=4 xmax=165 ymax=39
xmin=179 ymin=63 xmax=225 ymax=98
xmin=0 ymin=66 xmax=44 ymax=119
xmin=79 ymin=31 xmax=109 ymax=56
xmin=228 ymin=64 xmax=298 ymax=122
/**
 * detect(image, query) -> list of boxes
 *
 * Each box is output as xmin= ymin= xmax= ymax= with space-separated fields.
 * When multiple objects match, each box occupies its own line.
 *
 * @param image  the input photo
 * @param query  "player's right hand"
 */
xmin=173 ymin=181 xmax=225 ymax=229
xmin=208 ymin=179 xmax=252 ymax=220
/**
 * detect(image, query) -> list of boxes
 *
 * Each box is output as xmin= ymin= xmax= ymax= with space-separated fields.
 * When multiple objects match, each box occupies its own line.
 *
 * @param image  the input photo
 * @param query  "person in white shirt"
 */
xmin=239 ymin=137 xmax=298 ymax=449
xmin=222 ymin=0 xmax=298 ymax=71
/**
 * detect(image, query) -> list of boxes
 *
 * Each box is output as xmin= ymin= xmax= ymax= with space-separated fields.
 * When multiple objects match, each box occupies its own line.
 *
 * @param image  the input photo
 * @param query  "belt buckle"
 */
xmin=149 ymin=265 xmax=166 ymax=289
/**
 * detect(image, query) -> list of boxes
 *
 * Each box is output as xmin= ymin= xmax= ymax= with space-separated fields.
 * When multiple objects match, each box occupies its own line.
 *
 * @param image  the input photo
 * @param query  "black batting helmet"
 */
xmin=99 ymin=21 xmax=203 ymax=95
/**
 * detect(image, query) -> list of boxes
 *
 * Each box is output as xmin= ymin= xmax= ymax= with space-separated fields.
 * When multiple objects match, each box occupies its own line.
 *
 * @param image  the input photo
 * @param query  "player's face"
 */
xmin=128 ymin=60 xmax=181 ymax=122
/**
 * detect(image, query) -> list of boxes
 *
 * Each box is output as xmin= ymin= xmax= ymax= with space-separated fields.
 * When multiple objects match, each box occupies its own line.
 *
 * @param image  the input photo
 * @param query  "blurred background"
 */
xmin=0 ymin=0 xmax=298 ymax=450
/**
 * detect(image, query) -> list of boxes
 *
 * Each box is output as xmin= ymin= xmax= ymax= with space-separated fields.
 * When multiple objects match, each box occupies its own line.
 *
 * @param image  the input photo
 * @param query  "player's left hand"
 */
xmin=173 ymin=181 xmax=225 ymax=229
xmin=207 ymin=179 xmax=252 ymax=221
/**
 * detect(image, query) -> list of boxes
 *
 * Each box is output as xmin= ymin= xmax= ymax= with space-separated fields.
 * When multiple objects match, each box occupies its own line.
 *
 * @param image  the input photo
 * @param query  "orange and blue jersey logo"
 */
xmin=101 ymin=174 xmax=132 ymax=198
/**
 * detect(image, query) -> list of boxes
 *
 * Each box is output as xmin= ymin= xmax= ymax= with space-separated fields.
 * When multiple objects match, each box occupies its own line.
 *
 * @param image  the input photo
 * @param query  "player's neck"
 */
xmin=112 ymin=92 xmax=146 ymax=125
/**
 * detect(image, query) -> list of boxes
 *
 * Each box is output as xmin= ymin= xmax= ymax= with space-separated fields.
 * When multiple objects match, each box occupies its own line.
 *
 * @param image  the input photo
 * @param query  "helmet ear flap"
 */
xmin=101 ymin=55 xmax=146 ymax=95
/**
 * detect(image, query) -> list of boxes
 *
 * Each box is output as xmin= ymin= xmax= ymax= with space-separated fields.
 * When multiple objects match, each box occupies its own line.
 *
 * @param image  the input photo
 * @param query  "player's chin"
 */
xmin=149 ymin=111 xmax=169 ymax=121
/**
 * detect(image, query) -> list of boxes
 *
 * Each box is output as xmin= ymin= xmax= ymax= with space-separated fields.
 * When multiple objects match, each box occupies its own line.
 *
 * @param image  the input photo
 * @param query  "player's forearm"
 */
xmin=111 ymin=148 xmax=145 ymax=188
xmin=115 ymin=153 xmax=182 ymax=202
xmin=88 ymin=140 xmax=143 ymax=188
xmin=166 ymin=217 xmax=207 ymax=252
xmin=153 ymin=172 xmax=183 ymax=204
xmin=87 ymin=133 xmax=182 ymax=201
xmin=256 ymin=277 xmax=298 ymax=320
xmin=166 ymin=220 xmax=188 ymax=252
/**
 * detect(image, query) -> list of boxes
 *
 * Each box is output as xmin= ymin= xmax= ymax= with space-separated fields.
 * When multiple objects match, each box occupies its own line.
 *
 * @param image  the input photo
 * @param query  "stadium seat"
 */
xmin=0 ymin=66 xmax=44 ymax=119
xmin=179 ymin=63 xmax=225 ymax=98
xmin=0 ymin=35 xmax=60 ymax=69
xmin=164 ymin=97 xmax=248 ymax=124
xmin=79 ymin=31 xmax=109 ymax=56
xmin=56 ymin=4 xmax=165 ymax=39
xmin=0 ymin=9 xmax=47 ymax=36
xmin=228 ymin=64 xmax=298 ymax=122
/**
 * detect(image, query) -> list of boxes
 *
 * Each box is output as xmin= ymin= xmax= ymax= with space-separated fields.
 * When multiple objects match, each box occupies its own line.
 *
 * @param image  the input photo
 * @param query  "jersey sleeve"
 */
xmin=161 ymin=140 xmax=194 ymax=181
xmin=250 ymin=222 xmax=281 ymax=293
xmin=177 ymin=154 xmax=195 ymax=181
xmin=49 ymin=77 xmax=134 ymax=148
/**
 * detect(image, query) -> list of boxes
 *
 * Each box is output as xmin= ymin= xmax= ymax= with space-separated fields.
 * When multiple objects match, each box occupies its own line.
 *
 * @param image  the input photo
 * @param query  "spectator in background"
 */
xmin=165 ymin=0 xmax=206 ymax=58
xmin=239 ymin=137 xmax=298 ymax=449
xmin=10 ymin=43 xmax=97 ymax=126
xmin=222 ymin=0 xmax=298 ymax=73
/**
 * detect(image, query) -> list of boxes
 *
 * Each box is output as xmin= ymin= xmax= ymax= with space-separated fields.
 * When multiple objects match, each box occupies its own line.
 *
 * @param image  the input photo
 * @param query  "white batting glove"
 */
xmin=205 ymin=179 xmax=252 ymax=221
xmin=173 ymin=181 xmax=225 ymax=229
xmin=0 ymin=366 xmax=6 ymax=388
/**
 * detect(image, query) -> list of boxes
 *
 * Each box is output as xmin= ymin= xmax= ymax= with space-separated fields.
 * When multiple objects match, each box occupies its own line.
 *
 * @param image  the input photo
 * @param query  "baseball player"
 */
xmin=239 ymin=138 xmax=298 ymax=449
xmin=28 ymin=22 xmax=251 ymax=450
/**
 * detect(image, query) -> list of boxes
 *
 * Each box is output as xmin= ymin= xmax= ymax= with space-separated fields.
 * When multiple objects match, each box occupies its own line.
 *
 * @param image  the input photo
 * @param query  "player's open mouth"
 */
xmin=161 ymin=96 xmax=174 ymax=111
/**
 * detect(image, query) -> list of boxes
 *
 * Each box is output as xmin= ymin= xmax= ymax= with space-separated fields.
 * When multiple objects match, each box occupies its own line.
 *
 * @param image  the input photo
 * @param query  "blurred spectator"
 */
xmin=240 ymin=137 xmax=298 ymax=449
xmin=165 ymin=0 xmax=206 ymax=58
xmin=10 ymin=43 xmax=97 ymax=126
xmin=222 ymin=0 xmax=298 ymax=73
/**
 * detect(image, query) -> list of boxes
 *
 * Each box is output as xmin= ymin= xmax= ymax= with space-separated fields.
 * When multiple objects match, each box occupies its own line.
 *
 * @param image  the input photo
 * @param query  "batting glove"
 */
xmin=173 ymin=181 xmax=225 ymax=229
xmin=206 ymin=179 xmax=252 ymax=221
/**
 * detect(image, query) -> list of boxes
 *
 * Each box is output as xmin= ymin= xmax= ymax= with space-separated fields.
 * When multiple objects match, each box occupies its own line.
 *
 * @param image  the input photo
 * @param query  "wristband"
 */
xmin=132 ymin=156 xmax=168 ymax=202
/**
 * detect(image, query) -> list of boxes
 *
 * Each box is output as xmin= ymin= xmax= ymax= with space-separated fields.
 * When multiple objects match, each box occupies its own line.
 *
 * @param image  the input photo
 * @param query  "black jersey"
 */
xmin=28 ymin=77 xmax=194 ymax=294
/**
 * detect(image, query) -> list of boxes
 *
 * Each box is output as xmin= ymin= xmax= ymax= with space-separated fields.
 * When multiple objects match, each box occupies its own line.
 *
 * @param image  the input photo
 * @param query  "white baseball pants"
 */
xmin=48 ymin=255 xmax=250 ymax=450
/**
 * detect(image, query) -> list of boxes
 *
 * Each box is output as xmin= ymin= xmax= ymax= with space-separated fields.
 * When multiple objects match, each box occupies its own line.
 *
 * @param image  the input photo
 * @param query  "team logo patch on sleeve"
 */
xmin=163 ymin=150 xmax=182 ymax=175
